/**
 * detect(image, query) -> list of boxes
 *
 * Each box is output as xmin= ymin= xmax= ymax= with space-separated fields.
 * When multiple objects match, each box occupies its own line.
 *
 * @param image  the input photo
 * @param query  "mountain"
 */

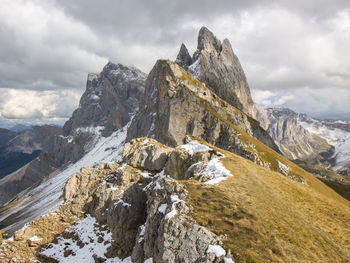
xmin=2 ymin=137 xmax=350 ymax=262
xmin=175 ymin=27 xmax=259 ymax=118
xmin=263 ymin=108 xmax=333 ymax=164
xmin=1 ymin=27 xmax=350 ymax=263
xmin=0 ymin=129 xmax=16 ymax=148
xmin=0 ymin=125 xmax=62 ymax=179
xmin=9 ymin=124 xmax=31 ymax=132
xmin=0 ymin=63 xmax=146 ymax=207
xmin=264 ymin=107 xmax=350 ymax=174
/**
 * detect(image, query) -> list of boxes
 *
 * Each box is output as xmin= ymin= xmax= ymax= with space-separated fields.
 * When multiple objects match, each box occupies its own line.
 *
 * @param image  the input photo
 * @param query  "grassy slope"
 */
xmin=184 ymin=140 xmax=350 ymax=263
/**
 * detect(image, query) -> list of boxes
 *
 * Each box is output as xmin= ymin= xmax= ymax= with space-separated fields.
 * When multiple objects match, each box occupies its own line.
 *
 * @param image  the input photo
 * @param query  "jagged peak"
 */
xmin=197 ymin=26 xmax=222 ymax=53
xmin=175 ymin=43 xmax=192 ymax=69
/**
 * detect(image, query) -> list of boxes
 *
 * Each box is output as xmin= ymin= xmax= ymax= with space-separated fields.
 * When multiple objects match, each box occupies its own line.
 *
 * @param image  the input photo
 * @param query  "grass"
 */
xmin=183 ymin=141 xmax=350 ymax=262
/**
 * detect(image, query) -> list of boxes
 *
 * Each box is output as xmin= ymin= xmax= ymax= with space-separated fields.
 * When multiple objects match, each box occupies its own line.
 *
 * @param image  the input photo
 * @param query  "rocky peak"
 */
xmin=175 ymin=43 xmax=192 ymax=69
xmin=63 ymin=62 xmax=146 ymax=138
xmin=197 ymin=26 xmax=222 ymax=54
xmin=176 ymin=27 xmax=257 ymax=117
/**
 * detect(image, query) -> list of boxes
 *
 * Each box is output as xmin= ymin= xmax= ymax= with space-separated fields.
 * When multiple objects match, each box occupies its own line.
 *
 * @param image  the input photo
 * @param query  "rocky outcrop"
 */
xmin=128 ymin=59 xmax=279 ymax=170
xmin=122 ymin=138 xmax=173 ymax=172
xmin=0 ymin=137 xmax=234 ymax=262
xmin=176 ymin=27 xmax=259 ymax=118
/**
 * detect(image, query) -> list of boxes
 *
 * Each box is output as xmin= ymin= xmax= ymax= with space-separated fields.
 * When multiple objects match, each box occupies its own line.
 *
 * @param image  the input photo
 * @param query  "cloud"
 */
xmin=0 ymin=0 xmax=108 ymax=91
xmin=1 ymin=0 xmax=350 ymax=126
xmin=0 ymin=88 xmax=81 ymax=126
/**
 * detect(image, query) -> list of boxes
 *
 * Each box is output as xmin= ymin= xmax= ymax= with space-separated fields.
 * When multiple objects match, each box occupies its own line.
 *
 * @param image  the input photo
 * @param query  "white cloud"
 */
xmin=0 ymin=88 xmax=81 ymax=125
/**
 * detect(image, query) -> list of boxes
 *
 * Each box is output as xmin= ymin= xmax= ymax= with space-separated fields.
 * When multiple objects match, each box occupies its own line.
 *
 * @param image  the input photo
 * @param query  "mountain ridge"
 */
xmin=0 ymin=27 xmax=350 ymax=263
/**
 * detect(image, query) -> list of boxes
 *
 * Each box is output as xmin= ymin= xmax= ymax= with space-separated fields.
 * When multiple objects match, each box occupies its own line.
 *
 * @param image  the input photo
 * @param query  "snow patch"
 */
xmin=153 ymin=182 xmax=163 ymax=190
xmin=144 ymin=258 xmax=153 ymax=263
xmin=206 ymin=244 xmax=226 ymax=257
xmin=165 ymin=195 xmax=183 ymax=219
xmin=188 ymin=58 xmax=201 ymax=78
xmin=29 ymin=235 xmax=42 ymax=242
xmin=180 ymin=141 xmax=212 ymax=155
xmin=202 ymin=158 xmax=233 ymax=185
xmin=278 ymin=161 xmax=289 ymax=175
xmin=300 ymin=120 xmax=350 ymax=165
xmin=41 ymin=214 xmax=132 ymax=263
xmin=158 ymin=203 xmax=167 ymax=214
xmin=138 ymin=224 xmax=146 ymax=243
xmin=114 ymin=198 xmax=131 ymax=208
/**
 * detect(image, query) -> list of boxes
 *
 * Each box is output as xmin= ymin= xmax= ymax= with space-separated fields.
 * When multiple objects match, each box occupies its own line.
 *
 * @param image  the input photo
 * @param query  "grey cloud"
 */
xmin=1 ymin=0 xmax=350 ymax=126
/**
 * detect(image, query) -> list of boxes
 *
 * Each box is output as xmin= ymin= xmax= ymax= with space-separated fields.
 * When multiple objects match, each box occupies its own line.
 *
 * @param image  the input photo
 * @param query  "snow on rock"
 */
xmin=188 ymin=58 xmax=201 ymax=78
xmin=202 ymin=157 xmax=233 ymax=185
xmin=144 ymin=258 xmax=153 ymax=263
xmin=0 ymin=123 xmax=129 ymax=232
xmin=138 ymin=224 xmax=146 ymax=243
xmin=29 ymin=235 xmax=42 ymax=242
xmin=206 ymin=244 xmax=226 ymax=257
xmin=180 ymin=141 xmax=212 ymax=155
xmin=114 ymin=198 xmax=131 ymax=208
xmin=153 ymin=182 xmax=163 ymax=190
xmin=165 ymin=195 xmax=183 ymax=219
xmin=40 ymin=214 xmax=132 ymax=263
xmin=224 ymin=257 xmax=235 ymax=263
xmin=158 ymin=203 xmax=167 ymax=214
xmin=278 ymin=161 xmax=289 ymax=175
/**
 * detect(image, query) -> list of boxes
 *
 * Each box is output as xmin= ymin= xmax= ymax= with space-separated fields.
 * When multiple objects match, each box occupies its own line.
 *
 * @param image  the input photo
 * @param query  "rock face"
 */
xmin=175 ymin=43 xmax=192 ymax=69
xmin=263 ymin=108 xmax=333 ymax=164
xmin=176 ymin=27 xmax=259 ymax=118
xmin=63 ymin=62 xmax=146 ymax=138
xmin=263 ymin=107 xmax=350 ymax=175
xmin=0 ymin=137 xmax=232 ymax=262
xmin=0 ymin=62 xmax=146 ymax=207
xmin=128 ymin=59 xmax=279 ymax=169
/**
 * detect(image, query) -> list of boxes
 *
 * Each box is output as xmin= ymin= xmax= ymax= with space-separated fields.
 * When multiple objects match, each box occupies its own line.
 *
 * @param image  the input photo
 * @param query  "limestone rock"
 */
xmin=123 ymin=137 xmax=173 ymax=172
xmin=177 ymin=27 xmax=258 ymax=118
xmin=134 ymin=177 xmax=221 ymax=263
xmin=127 ymin=59 xmax=279 ymax=169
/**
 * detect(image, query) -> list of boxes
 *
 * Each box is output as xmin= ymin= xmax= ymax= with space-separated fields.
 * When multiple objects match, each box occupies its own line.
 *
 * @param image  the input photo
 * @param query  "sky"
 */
xmin=0 ymin=0 xmax=350 ymax=128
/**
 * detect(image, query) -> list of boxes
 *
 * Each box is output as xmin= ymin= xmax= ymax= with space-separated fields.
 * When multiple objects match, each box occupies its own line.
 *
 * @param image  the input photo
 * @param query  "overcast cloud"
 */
xmin=0 ymin=0 xmax=350 ymax=128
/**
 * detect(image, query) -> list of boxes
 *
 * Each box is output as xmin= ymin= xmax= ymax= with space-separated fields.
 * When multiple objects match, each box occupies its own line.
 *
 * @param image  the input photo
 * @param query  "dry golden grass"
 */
xmin=184 ymin=141 xmax=350 ymax=263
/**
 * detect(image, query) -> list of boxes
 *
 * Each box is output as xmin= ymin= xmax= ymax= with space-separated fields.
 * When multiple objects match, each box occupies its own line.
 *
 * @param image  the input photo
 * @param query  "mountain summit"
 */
xmin=176 ymin=27 xmax=257 ymax=117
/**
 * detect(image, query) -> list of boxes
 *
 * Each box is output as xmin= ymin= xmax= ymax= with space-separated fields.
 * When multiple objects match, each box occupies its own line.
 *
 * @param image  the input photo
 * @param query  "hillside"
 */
xmin=1 ymin=137 xmax=349 ymax=262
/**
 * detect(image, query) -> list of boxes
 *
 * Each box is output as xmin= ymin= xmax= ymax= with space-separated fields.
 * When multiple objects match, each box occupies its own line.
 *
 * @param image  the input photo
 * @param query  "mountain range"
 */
xmin=1 ymin=27 xmax=350 ymax=263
